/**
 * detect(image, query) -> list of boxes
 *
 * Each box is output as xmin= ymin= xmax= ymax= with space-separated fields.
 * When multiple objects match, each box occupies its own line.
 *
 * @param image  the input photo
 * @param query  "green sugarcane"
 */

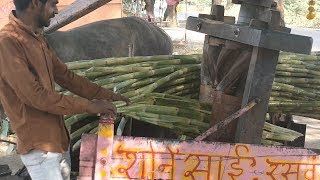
xmin=275 ymin=71 xmax=314 ymax=78
xmin=262 ymin=131 xmax=300 ymax=142
xmin=66 ymin=55 xmax=176 ymax=70
xmin=291 ymin=83 xmax=320 ymax=90
xmin=277 ymin=63 xmax=319 ymax=70
xmin=150 ymin=95 xmax=211 ymax=112
xmin=95 ymin=66 xmax=177 ymax=86
xmin=163 ymin=82 xmax=200 ymax=94
xmin=272 ymin=82 xmax=318 ymax=99
xmin=83 ymin=71 xmax=111 ymax=79
xmin=275 ymin=78 xmax=320 ymax=87
xmin=65 ymin=114 xmax=92 ymax=127
xmin=261 ymin=139 xmax=283 ymax=146
xmin=156 ymin=73 xmax=199 ymax=89
xmin=87 ymin=66 xmax=154 ymax=73
xmin=276 ymin=67 xmax=320 ymax=77
xmin=123 ymin=66 xmax=200 ymax=97
xmin=277 ymin=59 xmax=307 ymax=65
xmin=279 ymin=53 xmax=320 ymax=61
xmin=268 ymin=106 xmax=318 ymax=113
xmin=172 ymin=88 xmax=200 ymax=96
xmin=113 ymin=79 xmax=139 ymax=93
xmin=269 ymin=101 xmax=320 ymax=108
xmin=270 ymin=91 xmax=306 ymax=100
xmin=72 ymin=126 xmax=98 ymax=151
xmin=70 ymin=120 xmax=99 ymax=140
xmin=134 ymin=112 xmax=209 ymax=129
xmin=93 ymin=73 xmax=126 ymax=81
xmin=130 ymin=77 xmax=161 ymax=89
xmin=119 ymin=104 xmax=210 ymax=122
xmin=264 ymin=122 xmax=303 ymax=137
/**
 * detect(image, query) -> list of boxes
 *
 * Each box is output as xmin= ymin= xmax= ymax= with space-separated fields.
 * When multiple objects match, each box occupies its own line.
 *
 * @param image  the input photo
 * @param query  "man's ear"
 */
xmin=30 ymin=0 xmax=39 ymax=8
xmin=31 ymin=0 xmax=45 ymax=9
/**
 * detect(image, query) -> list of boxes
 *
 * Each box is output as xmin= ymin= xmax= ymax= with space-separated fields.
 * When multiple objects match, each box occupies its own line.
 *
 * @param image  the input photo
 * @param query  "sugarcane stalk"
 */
xmin=261 ymin=139 xmax=283 ymax=146
xmin=123 ymin=65 xmax=200 ymax=97
xmin=172 ymin=88 xmax=199 ymax=96
xmin=263 ymin=122 xmax=303 ymax=137
xmin=71 ymin=126 xmax=99 ymax=152
xmin=269 ymin=101 xmax=320 ymax=108
xmin=119 ymin=104 xmax=210 ymax=122
xmin=87 ymin=66 xmax=154 ymax=73
xmin=291 ymin=83 xmax=320 ymax=90
xmin=130 ymin=77 xmax=161 ymax=89
xmin=113 ymin=79 xmax=138 ymax=93
xmin=95 ymin=66 xmax=177 ymax=86
xmin=70 ymin=120 xmax=99 ymax=140
xmin=163 ymin=82 xmax=200 ymax=94
xmin=150 ymin=95 xmax=211 ymax=112
xmin=65 ymin=114 xmax=92 ymax=127
xmin=272 ymin=82 xmax=318 ymax=99
xmin=134 ymin=112 xmax=209 ymax=129
xmin=275 ymin=71 xmax=314 ymax=78
xmin=279 ymin=53 xmax=320 ymax=61
xmin=270 ymin=91 xmax=308 ymax=100
xmin=278 ymin=59 xmax=307 ymax=65
xmin=275 ymin=68 xmax=320 ymax=79
xmin=66 ymin=55 xmax=176 ymax=70
xmin=262 ymin=131 xmax=300 ymax=142
xmin=149 ymin=93 xmax=199 ymax=103
xmin=157 ymin=73 xmax=199 ymax=89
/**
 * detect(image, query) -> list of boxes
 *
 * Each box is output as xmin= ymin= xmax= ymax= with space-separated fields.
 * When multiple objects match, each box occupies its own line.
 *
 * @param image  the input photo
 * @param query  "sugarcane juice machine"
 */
xmin=186 ymin=0 xmax=313 ymax=145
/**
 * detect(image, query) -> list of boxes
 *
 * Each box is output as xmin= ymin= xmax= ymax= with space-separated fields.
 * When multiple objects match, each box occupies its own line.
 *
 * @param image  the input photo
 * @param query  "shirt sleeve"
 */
xmin=50 ymin=46 xmax=115 ymax=101
xmin=0 ymin=36 xmax=91 ymax=115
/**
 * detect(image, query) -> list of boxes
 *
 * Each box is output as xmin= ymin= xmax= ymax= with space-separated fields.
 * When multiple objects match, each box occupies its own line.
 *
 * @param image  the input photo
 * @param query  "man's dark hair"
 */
xmin=14 ymin=0 xmax=48 ymax=11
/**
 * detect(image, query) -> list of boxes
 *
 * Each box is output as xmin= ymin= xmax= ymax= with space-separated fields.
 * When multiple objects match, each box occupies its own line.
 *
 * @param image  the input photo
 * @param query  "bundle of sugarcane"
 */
xmin=119 ymin=93 xmax=302 ymax=144
xmin=61 ymin=54 xmax=303 ymax=151
xmin=62 ymin=55 xmax=202 ymax=150
xmin=68 ymin=93 xmax=303 ymax=151
xmin=59 ymin=54 xmax=202 ymax=99
xmin=269 ymin=52 xmax=320 ymax=118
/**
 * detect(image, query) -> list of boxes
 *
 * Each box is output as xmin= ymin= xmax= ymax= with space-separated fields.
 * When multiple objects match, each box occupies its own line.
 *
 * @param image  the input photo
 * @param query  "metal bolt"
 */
xmin=197 ymin=23 xmax=202 ymax=31
xmin=234 ymin=28 xmax=240 ymax=37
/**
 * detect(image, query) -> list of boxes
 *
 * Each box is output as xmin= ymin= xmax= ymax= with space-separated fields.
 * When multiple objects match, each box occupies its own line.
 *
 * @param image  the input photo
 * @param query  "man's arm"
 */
xmin=0 ymin=36 xmax=93 ymax=115
xmin=51 ymin=48 xmax=129 ymax=104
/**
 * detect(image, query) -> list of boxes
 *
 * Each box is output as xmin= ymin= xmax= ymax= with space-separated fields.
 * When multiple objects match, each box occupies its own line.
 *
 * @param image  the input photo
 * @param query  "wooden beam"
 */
xmin=202 ymin=36 xmax=222 ymax=85
xmin=235 ymin=47 xmax=279 ymax=144
xmin=195 ymin=98 xmax=259 ymax=141
xmin=45 ymin=0 xmax=112 ymax=33
xmin=216 ymin=50 xmax=251 ymax=91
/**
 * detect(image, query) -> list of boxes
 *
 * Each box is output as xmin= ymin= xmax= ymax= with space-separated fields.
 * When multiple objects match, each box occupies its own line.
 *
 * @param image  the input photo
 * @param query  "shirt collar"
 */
xmin=9 ymin=10 xmax=44 ymax=37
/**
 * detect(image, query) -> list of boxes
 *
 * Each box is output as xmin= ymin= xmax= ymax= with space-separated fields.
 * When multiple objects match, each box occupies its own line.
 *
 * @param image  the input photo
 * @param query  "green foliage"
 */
xmin=284 ymin=0 xmax=308 ymax=15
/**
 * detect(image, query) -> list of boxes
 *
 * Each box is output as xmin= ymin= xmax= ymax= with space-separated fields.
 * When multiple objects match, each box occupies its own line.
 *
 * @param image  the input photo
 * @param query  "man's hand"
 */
xmin=113 ymin=94 xmax=130 ymax=105
xmin=87 ymin=99 xmax=117 ymax=117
